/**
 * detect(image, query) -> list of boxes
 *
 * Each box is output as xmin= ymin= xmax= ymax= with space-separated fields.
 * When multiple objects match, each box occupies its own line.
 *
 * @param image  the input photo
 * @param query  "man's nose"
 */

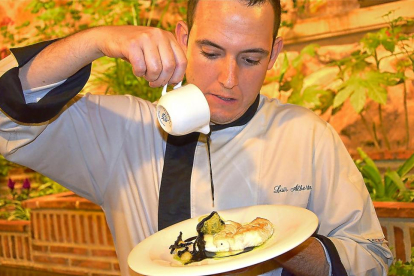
xmin=218 ymin=57 xmax=239 ymax=89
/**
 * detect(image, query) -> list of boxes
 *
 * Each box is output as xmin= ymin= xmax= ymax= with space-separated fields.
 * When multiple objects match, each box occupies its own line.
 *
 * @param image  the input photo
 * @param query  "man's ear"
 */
xmin=267 ymin=37 xmax=284 ymax=70
xmin=175 ymin=20 xmax=189 ymax=52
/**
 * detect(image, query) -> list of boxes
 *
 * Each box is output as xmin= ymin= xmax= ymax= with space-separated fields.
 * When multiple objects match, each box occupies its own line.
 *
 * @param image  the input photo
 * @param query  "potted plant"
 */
xmin=354 ymin=148 xmax=414 ymax=266
xmin=355 ymin=147 xmax=414 ymax=202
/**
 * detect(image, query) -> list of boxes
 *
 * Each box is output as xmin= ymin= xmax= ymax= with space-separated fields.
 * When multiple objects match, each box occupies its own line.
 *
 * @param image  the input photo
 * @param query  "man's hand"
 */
xmin=275 ymin=237 xmax=330 ymax=276
xmin=19 ymin=26 xmax=187 ymax=90
xmin=96 ymin=26 xmax=187 ymax=87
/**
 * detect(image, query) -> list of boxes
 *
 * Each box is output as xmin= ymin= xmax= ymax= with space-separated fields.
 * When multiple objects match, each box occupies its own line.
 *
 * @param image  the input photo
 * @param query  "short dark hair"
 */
xmin=187 ymin=0 xmax=282 ymax=41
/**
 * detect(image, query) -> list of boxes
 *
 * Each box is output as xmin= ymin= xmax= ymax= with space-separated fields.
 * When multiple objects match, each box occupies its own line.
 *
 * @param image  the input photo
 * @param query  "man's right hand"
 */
xmin=19 ymin=26 xmax=187 ymax=90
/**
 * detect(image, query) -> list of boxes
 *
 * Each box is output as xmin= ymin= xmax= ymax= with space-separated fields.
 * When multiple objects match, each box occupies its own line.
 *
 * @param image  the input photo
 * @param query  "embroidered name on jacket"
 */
xmin=273 ymin=184 xmax=312 ymax=193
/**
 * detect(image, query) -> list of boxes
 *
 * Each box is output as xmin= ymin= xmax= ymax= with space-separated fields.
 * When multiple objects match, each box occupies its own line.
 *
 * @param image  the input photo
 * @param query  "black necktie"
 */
xmin=157 ymin=132 xmax=200 ymax=231
xmin=158 ymin=95 xmax=260 ymax=230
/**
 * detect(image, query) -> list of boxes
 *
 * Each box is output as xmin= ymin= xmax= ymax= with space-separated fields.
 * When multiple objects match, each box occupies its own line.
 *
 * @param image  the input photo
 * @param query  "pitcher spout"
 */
xmin=198 ymin=124 xmax=210 ymax=135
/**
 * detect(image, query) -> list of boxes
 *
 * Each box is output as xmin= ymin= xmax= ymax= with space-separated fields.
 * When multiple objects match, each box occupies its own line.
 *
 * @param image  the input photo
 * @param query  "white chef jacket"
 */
xmin=0 ymin=52 xmax=392 ymax=276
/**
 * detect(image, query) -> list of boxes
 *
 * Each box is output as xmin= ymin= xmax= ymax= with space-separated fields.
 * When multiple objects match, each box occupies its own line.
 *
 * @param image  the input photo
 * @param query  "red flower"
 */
xmin=22 ymin=178 xmax=31 ymax=190
xmin=0 ymin=48 xmax=9 ymax=60
xmin=385 ymin=30 xmax=391 ymax=37
xmin=7 ymin=178 xmax=16 ymax=191
xmin=0 ymin=17 xmax=14 ymax=27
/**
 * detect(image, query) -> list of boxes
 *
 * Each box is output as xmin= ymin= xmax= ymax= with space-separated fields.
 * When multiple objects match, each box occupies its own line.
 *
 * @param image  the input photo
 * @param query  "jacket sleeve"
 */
xmin=309 ymin=123 xmax=393 ymax=276
xmin=0 ymin=42 xmax=136 ymax=205
xmin=0 ymin=40 xmax=91 ymax=124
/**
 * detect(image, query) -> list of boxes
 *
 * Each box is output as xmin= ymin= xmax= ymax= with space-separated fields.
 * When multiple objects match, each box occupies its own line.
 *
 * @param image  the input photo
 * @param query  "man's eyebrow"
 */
xmin=240 ymin=48 xmax=269 ymax=56
xmin=196 ymin=39 xmax=225 ymax=50
xmin=196 ymin=39 xmax=269 ymax=56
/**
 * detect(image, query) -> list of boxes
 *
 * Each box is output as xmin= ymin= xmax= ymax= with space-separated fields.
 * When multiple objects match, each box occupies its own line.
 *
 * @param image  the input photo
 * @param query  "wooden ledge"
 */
xmin=374 ymin=201 xmax=414 ymax=218
xmin=22 ymin=191 xmax=101 ymax=211
xmin=0 ymin=220 xmax=30 ymax=232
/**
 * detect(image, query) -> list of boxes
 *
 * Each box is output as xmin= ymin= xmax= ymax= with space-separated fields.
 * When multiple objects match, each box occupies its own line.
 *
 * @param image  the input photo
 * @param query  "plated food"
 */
xmin=128 ymin=205 xmax=318 ymax=276
xmin=169 ymin=211 xmax=274 ymax=264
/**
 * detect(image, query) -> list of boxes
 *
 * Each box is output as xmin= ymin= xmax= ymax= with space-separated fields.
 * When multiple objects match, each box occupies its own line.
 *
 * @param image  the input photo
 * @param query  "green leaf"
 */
xmin=397 ymin=153 xmax=414 ymax=178
xmin=279 ymin=53 xmax=290 ymax=81
xmin=16 ymin=21 xmax=31 ymax=29
xmin=290 ymin=74 xmax=304 ymax=93
xmin=83 ymin=8 xmax=94 ymax=14
xmin=287 ymin=90 xmax=302 ymax=105
xmin=364 ymin=71 xmax=405 ymax=105
xmin=386 ymin=170 xmax=407 ymax=192
xmin=291 ymin=55 xmax=302 ymax=69
xmin=79 ymin=24 xmax=89 ymax=30
xmin=361 ymin=32 xmax=381 ymax=54
xmin=382 ymin=39 xmax=395 ymax=53
xmin=300 ymin=43 xmax=319 ymax=57
xmin=334 ymin=75 xmax=368 ymax=112
xmin=333 ymin=86 xmax=352 ymax=108
xmin=279 ymin=81 xmax=291 ymax=92
xmin=366 ymin=82 xmax=387 ymax=105
xmin=318 ymin=89 xmax=335 ymax=114
xmin=397 ymin=34 xmax=409 ymax=42
xmin=357 ymin=148 xmax=381 ymax=174
xmin=384 ymin=178 xmax=399 ymax=199
xmin=360 ymin=165 xmax=382 ymax=186
xmin=361 ymin=166 xmax=384 ymax=197
xmin=349 ymin=85 xmax=366 ymax=113
xmin=301 ymin=85 xmax=325 ymax=106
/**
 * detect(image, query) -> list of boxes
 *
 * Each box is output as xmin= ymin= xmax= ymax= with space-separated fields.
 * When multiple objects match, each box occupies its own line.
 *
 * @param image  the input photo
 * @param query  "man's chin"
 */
xmin=210 ymin=114 xmax=240 ymax=125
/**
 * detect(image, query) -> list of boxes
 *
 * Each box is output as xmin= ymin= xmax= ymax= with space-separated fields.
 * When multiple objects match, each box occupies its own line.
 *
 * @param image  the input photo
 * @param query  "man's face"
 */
xmin=176 ymin=0 xmax=281 ymax=124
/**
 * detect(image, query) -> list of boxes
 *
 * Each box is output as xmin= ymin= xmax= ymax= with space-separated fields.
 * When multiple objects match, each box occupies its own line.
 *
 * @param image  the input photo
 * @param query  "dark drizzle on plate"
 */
xmin=169 ymin=211 xmax=255 ymax=264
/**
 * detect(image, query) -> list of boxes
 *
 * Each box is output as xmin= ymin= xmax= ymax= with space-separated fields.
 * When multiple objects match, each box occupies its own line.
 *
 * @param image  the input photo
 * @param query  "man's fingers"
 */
xmin=123 ymin=28 xmax=187 ymax=87
xmin=130 ymin=47 xmax=147 ymax=78
xmin=148 ymin=41 xmax=177 ymax=87
xmin=168 ymin=40 xmax=187 ymax=85
xmin=141 ymin=41 xmax=163 ymax=84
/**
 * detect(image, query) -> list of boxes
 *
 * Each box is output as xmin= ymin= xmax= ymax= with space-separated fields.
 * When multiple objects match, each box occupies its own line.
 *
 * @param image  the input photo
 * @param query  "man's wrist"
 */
xmin=313 ymin=237 xmax=332 ymax=276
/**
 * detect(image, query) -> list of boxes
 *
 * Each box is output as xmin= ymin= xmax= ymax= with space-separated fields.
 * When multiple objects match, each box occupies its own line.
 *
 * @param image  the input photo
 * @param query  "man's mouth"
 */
xmin=213 ymin=94 xmax=235 ymax=102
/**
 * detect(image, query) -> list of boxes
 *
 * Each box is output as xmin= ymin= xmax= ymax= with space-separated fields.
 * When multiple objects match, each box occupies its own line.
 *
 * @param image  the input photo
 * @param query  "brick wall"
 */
xmin=0 ymin=192 xmax=120 ymax=276
xmin=30 ymin=210 xmax=119 ymax=275
xmin=0 ymin=221 xmax=32 ymax=267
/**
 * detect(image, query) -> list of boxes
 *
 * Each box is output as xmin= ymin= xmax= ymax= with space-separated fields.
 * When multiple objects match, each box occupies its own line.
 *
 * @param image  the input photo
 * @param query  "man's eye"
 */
xmin=244 ymin=58 xmax=261 ymax=66
xmin=200 ymin=51 xmax=219 ymax=59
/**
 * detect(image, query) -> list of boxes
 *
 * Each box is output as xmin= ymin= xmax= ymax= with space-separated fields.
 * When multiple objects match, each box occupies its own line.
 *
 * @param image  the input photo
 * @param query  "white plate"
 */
xmin=128 ymin=205 xmax=318 ymax=276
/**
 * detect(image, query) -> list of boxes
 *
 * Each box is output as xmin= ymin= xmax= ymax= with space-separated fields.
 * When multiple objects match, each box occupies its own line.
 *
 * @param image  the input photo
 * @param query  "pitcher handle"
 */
xmin=161 ymin=81 xmax=183 ymax=96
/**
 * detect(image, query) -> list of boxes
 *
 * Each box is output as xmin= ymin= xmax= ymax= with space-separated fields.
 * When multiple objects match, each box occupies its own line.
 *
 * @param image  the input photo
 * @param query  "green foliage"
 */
xmin=6 ymin=202 xmax=31 ymax=221
xmin=1 ymin=0 xmax=189 ymax=101
xmin=389 ymin=248 xmax=414 ymax=276
xmin=30 ymin=175 xmax=69 ymax=198
xmin=275 ymin=44 xmax=335 ymax=114
xmin=333 ymin=71 xmax=403 ymax=113
xmin=0 ymin=175 xmax=68 ymax=221
xmin=93 ymin=57 xmax=163 ymax=101
xmin=332 ymin=13 xmax=413 ymax=150
xmin=0 ymin=155 xmax=11 ymax=178
xmin=355 ymin=148 xmax=414 ymax=202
